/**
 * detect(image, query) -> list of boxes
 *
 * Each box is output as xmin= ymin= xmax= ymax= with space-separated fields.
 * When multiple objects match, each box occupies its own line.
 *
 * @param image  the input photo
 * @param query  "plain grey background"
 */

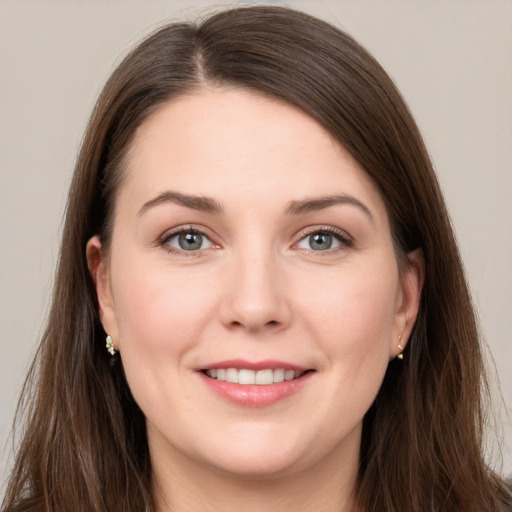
xmin=1 ymin=0 xmax=511 ymax=483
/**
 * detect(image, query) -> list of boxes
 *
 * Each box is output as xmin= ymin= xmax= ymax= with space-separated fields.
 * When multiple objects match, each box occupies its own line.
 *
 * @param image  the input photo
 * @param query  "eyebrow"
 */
xmin=137 ymin=191 xmax=224 ymax=216
xmin=137 ymin=190 xmax=373 ymax=223
xmin=285 ymin=194 xmax=374 ymax=223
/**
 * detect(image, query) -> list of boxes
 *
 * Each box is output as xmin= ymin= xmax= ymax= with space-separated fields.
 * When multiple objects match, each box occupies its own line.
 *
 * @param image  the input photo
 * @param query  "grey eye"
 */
xmin=296 ymin=231 xmax=344 ymax=251
xmin=179 ymin=232 xmax=203 ymax=250
xmin=309 ymin=233 xmax=333 ymax=250
xmin=167 ymin=231 xmax=213 ymax=251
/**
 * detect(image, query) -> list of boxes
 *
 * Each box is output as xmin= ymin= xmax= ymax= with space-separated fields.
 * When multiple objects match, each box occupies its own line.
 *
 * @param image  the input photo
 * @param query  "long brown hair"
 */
xmin=3 ymin=6 xmax=511 ymax=512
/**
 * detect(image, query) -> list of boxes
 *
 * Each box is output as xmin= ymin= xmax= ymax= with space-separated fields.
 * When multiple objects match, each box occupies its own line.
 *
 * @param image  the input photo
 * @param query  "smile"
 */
xmin=198 ymin=361 xmax=314 ymax=407
xmin=204 ymin=368 xmax=306 ymax=385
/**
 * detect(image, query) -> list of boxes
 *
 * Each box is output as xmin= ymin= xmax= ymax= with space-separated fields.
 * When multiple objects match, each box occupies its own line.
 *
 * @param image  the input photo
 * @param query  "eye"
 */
xmin=164 ymin=228 xmax=214 ymax=252
xmin=295 ymin=228 xmax=352 ymax=251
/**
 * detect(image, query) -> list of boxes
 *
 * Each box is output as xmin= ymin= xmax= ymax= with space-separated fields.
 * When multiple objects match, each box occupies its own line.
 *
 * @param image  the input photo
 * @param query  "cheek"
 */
xmin=110 ymin=256 xmax=217 ymax=359
xmin=306 ymin=264 xmax=398 ymax=336
xmin=108 ymin=255 xmax=219 ymax=420
xmin=300 ymin=260 xmax=399 ymax=365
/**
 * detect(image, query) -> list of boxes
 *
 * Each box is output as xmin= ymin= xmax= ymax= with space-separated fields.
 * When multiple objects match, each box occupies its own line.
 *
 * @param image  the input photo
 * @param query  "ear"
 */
xmin=389 ymin=249 xmax=424 ymax=359
xmin=86 ymin=235 xmax=119 ymax=350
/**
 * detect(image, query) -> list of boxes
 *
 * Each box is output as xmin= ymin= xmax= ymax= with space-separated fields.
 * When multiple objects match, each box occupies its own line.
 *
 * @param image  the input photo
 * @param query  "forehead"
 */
xmin=120 ymin=88 xmax=387 ymax=221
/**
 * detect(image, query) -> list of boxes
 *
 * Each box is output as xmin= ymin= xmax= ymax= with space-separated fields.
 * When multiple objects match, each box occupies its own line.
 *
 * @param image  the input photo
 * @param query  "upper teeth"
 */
xmin=205 ymin=368 xmax=304 ymax=385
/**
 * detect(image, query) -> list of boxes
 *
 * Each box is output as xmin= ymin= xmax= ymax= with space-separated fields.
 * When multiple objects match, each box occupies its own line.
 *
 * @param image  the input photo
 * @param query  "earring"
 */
xmin=106 ymin=335 xmax=117 ymax=356
xmin=397 ymin=335 xmax=404 ymax=360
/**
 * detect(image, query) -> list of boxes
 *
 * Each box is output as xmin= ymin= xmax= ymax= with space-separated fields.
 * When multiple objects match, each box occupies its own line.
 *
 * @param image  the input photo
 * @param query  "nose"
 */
xmin=219 ymin=247 xmax=291 ymax=334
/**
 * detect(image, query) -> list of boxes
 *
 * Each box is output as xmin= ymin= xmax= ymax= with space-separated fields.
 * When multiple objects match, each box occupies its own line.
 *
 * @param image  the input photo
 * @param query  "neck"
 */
xmin=150 ymin=433 xmax=360 ymax=512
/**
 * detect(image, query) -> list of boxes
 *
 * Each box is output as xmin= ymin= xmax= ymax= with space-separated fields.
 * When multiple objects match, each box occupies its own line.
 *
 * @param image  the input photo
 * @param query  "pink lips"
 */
xmin=197 ymin=359 xmax=313 ymax=407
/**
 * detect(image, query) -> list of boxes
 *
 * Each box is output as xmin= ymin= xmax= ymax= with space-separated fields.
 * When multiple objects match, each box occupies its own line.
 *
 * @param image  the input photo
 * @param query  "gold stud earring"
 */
xmin=106 ymin=335 xmax=117 ymax=355
xmin=397 ymin=335 xmax=404 ymax=360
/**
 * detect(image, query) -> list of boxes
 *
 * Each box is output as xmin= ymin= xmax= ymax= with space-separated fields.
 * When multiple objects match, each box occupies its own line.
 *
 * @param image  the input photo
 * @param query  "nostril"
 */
xmin=229 ymin=319 xmax=280 ymax=330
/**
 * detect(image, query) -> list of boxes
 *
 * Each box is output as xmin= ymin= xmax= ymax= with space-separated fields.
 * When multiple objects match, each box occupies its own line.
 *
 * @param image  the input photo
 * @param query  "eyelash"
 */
xmin=295 ymin=226 xmax=354 ymax=252
xmin=159 ymin=226 xmax=215 ymax=257
xmin=158 ymin=225 xmax=354 ymax=256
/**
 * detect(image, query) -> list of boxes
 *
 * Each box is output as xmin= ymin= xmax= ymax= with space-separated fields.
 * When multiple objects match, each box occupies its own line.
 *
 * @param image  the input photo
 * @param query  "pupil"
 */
xmin=310 ymin=233 xmax=332 ymax=250
xmin=179 ymin=232 xmax=202 ymax=250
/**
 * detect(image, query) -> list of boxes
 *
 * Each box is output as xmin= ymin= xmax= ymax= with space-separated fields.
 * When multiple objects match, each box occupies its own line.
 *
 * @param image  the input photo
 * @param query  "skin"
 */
xmin=87 ymin=88 xmax=423 ymax=512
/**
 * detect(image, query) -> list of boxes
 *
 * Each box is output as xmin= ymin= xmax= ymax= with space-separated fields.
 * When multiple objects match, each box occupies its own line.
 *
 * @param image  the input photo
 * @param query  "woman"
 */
xmin=2 ymin=6 xmax=511 ymax=512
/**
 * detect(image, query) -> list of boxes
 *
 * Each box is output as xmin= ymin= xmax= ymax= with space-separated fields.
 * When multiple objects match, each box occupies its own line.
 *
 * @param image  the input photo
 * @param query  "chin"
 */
xmin=195 ymin=429 xmax=320 ymax=480
xmin=207 ymin=452 xmax=305 ymax=481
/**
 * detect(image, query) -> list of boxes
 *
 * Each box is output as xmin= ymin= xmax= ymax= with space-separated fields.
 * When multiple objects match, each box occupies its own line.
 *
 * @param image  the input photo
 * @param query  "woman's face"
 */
xmin=88 ymin=89 xmax=422 ymax=481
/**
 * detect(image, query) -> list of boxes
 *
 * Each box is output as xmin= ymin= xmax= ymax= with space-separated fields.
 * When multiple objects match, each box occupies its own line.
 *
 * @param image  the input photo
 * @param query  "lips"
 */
xmin=198 ymin=360 xmax=314 ymax=407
